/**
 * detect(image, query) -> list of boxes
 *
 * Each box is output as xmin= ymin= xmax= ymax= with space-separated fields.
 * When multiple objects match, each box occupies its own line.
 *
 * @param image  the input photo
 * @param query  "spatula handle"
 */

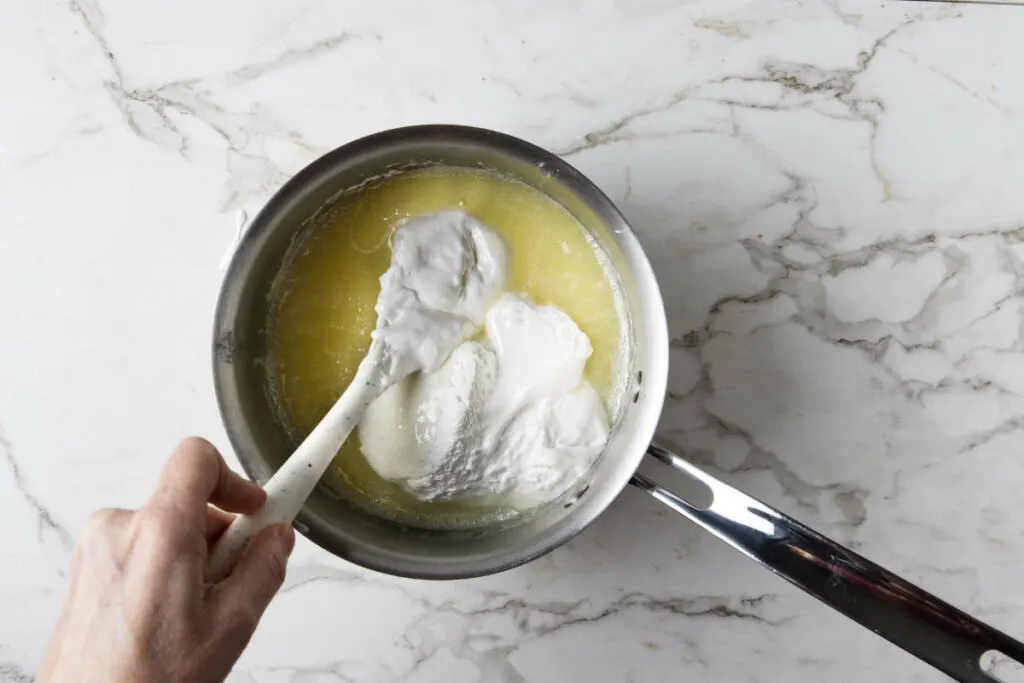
xmin=206 ymin=352 xmax=386 ymax=582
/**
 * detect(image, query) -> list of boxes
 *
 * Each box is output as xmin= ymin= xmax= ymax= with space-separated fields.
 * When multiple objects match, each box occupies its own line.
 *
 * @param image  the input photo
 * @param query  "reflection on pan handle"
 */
xmin=631 ymin=442 xmax=1024 ymax=683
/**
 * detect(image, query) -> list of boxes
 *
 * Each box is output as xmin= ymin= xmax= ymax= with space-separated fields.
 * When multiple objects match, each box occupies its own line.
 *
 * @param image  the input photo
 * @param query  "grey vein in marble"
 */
xmin=0 ymin=427 xmax=73 ymax=555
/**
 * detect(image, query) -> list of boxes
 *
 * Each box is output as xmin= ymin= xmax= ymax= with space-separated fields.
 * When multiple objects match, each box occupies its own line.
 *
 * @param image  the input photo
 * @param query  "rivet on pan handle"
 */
xmin=631 ymin=442 xmax=1024 ymax=683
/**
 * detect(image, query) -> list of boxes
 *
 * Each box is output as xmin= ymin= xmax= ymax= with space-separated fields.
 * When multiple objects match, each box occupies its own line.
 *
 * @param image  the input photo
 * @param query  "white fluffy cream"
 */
xmin=361 ymin=286 xmax=610 ymax=509
xmin=358 ymin=340 xmax=496 ymax=483
xmin=372 ymin=210 xmax=506 ymax=382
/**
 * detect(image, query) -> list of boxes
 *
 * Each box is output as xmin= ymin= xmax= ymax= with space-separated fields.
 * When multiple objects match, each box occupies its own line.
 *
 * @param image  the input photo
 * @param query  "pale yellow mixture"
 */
xmin=267 ymin=167 xmax=625 ymax=527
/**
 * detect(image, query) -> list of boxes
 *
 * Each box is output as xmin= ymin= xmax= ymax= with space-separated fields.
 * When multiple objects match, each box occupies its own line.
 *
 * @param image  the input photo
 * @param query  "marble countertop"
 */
xmin=5 ymin=1 xmax=1024 ymax=681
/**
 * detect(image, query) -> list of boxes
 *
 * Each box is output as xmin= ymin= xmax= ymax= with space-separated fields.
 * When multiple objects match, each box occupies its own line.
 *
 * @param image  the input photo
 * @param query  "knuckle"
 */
xmin=82 ymin=508 xmax=120 ymax=538
xmin=76 ymin=508 xmax=128 ymax=562
xmin=172 ymin=437 xmax=218 ymax=471
xmin=165 ymin=437 xmax=224 ymax=494
xmin=177 ymin=435 xmax=216 ymax=457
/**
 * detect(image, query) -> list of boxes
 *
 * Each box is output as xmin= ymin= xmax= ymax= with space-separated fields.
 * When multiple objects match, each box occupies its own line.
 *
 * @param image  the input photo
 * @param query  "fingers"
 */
xmin=151 ymin=438 xmax=266 ymax=525
xmin=211 ymin=524 xmax=294 ymax=645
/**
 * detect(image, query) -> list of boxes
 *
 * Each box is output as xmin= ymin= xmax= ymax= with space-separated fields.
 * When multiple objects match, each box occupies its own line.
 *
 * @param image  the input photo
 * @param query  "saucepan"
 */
xmin=213 ymin=125 xmax=1023 ymax=682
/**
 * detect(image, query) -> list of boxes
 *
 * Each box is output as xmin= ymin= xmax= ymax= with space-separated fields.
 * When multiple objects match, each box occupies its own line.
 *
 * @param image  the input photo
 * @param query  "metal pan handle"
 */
xmin=631 ymin=442 xmax=1024 ymax=683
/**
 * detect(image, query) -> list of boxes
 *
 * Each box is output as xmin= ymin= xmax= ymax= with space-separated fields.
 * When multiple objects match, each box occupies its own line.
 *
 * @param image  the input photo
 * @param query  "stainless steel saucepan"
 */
xmin=213 ymin=125 xmax=1024 ymax=682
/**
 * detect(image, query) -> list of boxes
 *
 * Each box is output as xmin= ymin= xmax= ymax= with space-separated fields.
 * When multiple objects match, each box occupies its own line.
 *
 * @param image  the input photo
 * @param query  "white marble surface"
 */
xmin=4 ymin=1 xmax=1024 ymax=681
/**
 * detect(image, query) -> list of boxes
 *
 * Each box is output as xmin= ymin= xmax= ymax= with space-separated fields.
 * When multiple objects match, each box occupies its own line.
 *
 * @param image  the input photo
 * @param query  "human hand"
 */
xmin=37 ymin=437 xmax=295 ymax=683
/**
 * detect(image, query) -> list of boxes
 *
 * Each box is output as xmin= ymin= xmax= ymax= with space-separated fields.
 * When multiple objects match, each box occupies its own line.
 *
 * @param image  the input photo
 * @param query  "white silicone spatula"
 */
xmin=205 ymin=211 xmax=505 ymax=582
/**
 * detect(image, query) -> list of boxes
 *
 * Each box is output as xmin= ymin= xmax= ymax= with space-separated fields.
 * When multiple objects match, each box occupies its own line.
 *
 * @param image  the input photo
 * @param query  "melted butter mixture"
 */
xmin=267 ymin=167 xmax=625 ymax=528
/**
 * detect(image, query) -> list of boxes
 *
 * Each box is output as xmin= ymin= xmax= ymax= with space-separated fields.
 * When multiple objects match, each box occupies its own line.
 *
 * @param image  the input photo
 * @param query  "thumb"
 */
xmin=215 ymin=523 xmax=295 ymax=630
